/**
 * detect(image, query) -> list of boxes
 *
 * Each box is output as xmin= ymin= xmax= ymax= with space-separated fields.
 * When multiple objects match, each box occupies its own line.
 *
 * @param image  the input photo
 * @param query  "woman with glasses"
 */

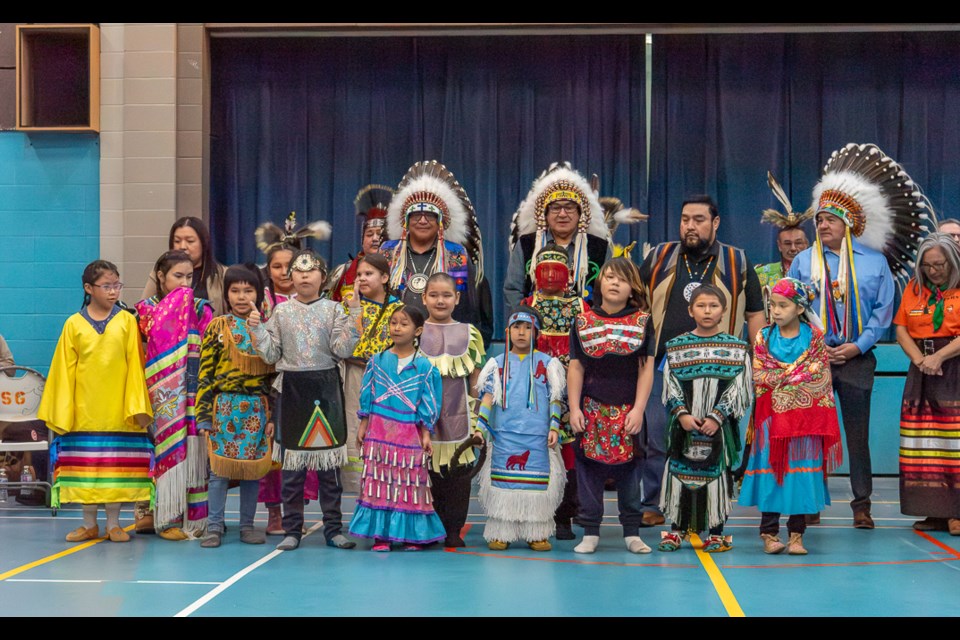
xmin=894 ymin=232 xmax=960 ymax=536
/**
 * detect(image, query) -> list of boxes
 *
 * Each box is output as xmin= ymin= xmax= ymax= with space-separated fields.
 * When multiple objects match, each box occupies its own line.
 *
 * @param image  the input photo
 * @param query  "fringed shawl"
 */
xmin=135 ymin=287 xmax=213 ymax=530
xmin=752 ymin=325 xmax=843 ymax=484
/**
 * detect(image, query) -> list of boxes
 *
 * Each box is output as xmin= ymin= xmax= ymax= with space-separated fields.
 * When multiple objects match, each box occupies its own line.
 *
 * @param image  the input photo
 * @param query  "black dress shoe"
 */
xmin=444 ymin=535 xmax=465 ymax=548
xmin=555 ymin=522 xmax=575 ymax=540
xmin=853 ymin=511 xmax=875 ymax=529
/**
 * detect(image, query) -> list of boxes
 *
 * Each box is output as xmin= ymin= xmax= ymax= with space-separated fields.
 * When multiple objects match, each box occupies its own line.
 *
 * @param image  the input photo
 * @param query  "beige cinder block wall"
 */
xmin=99 ymin=23 xmax=205 ymax=306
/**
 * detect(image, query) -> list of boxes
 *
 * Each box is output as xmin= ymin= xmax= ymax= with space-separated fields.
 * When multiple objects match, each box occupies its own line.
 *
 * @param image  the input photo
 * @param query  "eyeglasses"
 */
xmin=409 ymin=212 xmax=439 ymax=222
xmin=92 ymin=282 xmax=124 ymax=292
xmin=920 ymin=262 xmax=949 ymax=272
xmin=546 ymin=202 xmax=579 ymax=215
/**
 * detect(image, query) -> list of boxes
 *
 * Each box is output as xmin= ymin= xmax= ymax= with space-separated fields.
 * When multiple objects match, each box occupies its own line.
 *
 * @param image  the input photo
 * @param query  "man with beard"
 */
xmin=636 ymin=194 xmax=765 ymax=526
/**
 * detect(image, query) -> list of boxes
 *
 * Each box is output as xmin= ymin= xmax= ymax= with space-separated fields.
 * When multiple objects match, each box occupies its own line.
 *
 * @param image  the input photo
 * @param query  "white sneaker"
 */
xmin=625 ymin=536 xmax=652 ymax=554
xmin=574 ymin=535 xmax=600 ymax=554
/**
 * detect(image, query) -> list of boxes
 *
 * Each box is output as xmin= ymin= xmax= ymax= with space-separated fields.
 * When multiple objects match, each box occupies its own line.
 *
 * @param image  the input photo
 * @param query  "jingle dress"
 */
xmin=348 ymin=349 xmax=445 ymax=544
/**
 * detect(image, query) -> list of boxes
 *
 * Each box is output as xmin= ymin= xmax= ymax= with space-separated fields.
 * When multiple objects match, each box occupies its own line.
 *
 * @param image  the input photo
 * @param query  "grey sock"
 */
xmin=276 ymin=535 xmax=300 ymax=551
xmin=328 ymin=534 xmax=357 ymax=549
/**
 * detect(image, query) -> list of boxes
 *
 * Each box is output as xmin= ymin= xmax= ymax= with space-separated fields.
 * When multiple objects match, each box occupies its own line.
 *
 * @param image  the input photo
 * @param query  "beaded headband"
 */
xmin=290 ymin=252 xmax=325 ymax=273
xmin=817 ymin=189 xmax=866 ymax=237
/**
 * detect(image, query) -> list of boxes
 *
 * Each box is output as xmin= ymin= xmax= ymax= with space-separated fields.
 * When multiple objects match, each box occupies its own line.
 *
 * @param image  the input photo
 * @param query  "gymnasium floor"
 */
xmin=0 ymin=477 xmax=957 ymax=617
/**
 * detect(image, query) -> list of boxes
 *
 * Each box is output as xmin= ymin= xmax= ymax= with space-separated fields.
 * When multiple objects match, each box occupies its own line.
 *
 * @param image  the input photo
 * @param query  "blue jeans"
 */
xmin=639 ymin=365 xmax=667 ymax=514
xmin=207 ymin=473 xmax=259 ymax=534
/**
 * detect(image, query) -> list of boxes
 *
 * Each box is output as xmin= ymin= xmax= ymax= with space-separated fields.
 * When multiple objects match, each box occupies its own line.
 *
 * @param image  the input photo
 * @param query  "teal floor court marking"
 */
xmin=2 ymin=477 xmax=959 ymax=617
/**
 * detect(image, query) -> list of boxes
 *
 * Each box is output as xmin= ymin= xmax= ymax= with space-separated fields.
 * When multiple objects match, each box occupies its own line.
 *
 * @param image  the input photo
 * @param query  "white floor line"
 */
xmin=136 ymin=580 xmax=223 ymax=585
xmin=6 ymin=578 xmax=102 ymax=583
xmin=174 ymin=520 xmax=324 ymax=617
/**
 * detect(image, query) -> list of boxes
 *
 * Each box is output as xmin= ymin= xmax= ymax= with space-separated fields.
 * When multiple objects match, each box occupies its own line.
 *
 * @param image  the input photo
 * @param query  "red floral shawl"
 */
xmin=752 ymin=325 xmax=843 ymax=483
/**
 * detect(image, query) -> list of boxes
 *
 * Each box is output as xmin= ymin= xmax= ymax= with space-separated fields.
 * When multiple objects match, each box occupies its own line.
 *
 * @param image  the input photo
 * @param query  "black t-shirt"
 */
xmin=638 ymin=241 xmax=763 ymax=359
xmin=569 ymin=306 xmax=652 ymax=407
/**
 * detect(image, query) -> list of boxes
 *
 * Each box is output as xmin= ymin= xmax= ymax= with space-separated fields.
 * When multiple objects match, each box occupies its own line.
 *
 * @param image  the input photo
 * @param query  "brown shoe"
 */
xmin=949 ymin=519 xmax=960 ymax=536
xmin=760 ymin=533 xmax=785 ymax=554
xmin=805 ymin=513 xmax=820 ymax=526
xmin=787 ymin=532 xmax=808 ymax=555
xmin=266 ymin=506 xmax=284 ymax=536
xmin=853 ymin=511 xmax=875 ymax=530
xmin=641 ymin=512 xmax=665 ymax=527
xmin=913 ymin=517 xmax=949 ymax=532
xmin=107 ymin=526 xmax=131 ymax=542
xmin=65 ymin=525 xmax=100 ymax=542
xmin=133 ymin=501 xmax=155 ymax=534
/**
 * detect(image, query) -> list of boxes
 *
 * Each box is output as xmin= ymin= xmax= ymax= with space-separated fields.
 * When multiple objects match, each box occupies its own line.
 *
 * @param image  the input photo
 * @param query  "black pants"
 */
xmin=760 ymin=512 xmax=806 ymax=535
xmin=575 ymin=444 xmax=644 ymax=537
xmin=429 ymin=469 xmax=471 ymax=542
xmin=831 ymin=350 xmax=876 ymax=513
xmin=281 ymin=467 xmax=344 ymax=542
xmin=554 ymin=468 xmax=579 ymax=526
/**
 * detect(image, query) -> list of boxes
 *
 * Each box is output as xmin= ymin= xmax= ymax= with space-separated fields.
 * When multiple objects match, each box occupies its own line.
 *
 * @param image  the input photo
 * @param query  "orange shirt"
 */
xmin=893 ymin=279 xmax=960 ymax=338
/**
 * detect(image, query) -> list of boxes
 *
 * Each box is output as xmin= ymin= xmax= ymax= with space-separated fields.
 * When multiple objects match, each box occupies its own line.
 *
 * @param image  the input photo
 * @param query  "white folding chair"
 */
xmin=0 ymin=366 xmax=55 ymax=514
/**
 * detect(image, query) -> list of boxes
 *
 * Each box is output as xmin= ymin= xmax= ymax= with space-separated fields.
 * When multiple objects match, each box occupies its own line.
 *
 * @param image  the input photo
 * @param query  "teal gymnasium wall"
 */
xmin=0 ymin=132 xmax=100 ymax=376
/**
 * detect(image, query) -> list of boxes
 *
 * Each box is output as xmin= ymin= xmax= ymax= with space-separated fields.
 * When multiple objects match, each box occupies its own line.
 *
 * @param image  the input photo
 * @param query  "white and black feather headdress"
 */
xmin=508 ymin=162 xmax=610 ymax=293
xmin=811 ymin=143 xmax=938 ymax=283
xmin=385 ymin=160 xmax=484 ymax=288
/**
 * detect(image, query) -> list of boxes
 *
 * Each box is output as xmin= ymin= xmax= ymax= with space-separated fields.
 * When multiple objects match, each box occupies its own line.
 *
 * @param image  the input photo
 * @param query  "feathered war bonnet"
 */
xmin=385 ymin=160 xmax=485 ymax=290
xmin=254 ymin=210 xmax=333 ymax=262
xmin=353 ymin=184 xmax=394 ymax=233
xmin=509 ymin=162 xmax=609 ymax=294
xmin=808 ymin=143 xmax=938 ymax=338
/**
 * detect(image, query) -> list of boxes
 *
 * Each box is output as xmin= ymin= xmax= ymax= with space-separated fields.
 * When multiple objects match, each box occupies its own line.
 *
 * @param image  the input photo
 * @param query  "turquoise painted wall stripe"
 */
xmin=0 ymin=132 xmax=100 ymax=376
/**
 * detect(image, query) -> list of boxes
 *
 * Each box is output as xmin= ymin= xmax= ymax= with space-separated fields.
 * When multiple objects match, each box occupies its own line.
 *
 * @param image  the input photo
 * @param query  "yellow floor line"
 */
xmin=0 ymin=524 xmax=135 ymax=582
xmin=689 ymin=533 xmax=745 ymax=617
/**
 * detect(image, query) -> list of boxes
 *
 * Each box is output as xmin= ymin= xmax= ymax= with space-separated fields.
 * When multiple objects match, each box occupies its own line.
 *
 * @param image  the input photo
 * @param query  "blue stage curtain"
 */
xmin=209 ymin=35 xmax=648 ymax=331
xmin=648 ymin=31 xmax=960 ymax=267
